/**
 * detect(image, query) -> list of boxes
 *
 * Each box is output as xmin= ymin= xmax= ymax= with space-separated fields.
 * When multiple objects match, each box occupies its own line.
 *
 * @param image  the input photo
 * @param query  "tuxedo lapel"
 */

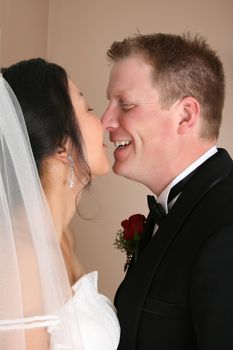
xmin=116 ymin=149 xmax=233 ymax=349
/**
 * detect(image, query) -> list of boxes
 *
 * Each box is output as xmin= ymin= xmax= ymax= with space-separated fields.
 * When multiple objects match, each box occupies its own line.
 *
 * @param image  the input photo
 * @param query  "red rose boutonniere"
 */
xmin=114 ymin=214 xmax=146 ymax=271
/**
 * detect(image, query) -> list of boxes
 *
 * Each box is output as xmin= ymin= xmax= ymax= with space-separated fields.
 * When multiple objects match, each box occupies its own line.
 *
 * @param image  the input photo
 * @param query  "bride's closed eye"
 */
xmin=88 ymin=107 xmax=94 ymax=112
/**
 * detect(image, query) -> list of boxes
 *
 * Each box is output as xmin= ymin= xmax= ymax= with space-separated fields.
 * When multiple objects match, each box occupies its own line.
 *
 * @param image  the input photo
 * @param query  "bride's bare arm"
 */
xmin=19 ymin=242 xmax=50 ymax=349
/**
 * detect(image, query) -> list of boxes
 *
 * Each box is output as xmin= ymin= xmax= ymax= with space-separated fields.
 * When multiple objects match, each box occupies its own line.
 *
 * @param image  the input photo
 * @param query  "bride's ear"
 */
xmin=54 ymin=143 xmax=70 ymax=164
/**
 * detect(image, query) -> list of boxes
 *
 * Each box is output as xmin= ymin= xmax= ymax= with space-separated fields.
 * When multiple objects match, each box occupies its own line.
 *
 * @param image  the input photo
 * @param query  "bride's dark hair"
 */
xmin=2 ymin=57 xmax=91 ymax=184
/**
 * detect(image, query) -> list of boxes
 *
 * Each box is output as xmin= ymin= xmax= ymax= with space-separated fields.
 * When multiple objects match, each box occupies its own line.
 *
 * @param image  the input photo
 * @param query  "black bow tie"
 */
xmin=148 ymin=169 xmax=198 ymax=223
xmin=144 ymin=195 xmax=166 ymax=244
xmin=137 ymin=195 xmax=165 ymax=256
xmin=147 ymin=195 xmax=166 ymax=224
xmin=139 ymin=169 xmax=199 ymax=257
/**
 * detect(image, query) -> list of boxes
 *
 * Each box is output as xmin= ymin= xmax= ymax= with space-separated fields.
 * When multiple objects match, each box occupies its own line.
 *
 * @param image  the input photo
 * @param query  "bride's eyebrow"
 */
xmin=77 ymin=91 xmax=84 ymax=101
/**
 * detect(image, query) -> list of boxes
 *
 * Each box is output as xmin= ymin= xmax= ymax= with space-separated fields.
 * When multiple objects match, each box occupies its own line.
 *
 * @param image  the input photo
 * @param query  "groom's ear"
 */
xmin=177 ymin=96 xmax=200 ymax=135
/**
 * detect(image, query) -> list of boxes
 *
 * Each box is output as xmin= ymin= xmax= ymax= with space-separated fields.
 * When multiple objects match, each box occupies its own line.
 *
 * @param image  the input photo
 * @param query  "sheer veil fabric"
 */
xmin=0 ymin=74 xmax=83 ymax=348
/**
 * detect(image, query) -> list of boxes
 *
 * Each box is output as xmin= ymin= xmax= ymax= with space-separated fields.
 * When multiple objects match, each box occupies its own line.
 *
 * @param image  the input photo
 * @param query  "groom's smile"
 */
xmin=102 ymin=55 xmax=176 ymax=191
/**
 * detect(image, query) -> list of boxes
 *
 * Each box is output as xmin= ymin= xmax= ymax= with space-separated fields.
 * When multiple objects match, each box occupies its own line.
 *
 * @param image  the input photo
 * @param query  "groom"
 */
xmin=102 ymin=33 xmax=233 ymax=349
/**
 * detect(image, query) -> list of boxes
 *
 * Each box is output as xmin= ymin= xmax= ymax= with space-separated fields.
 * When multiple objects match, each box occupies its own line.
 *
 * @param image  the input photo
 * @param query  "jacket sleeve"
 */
xmin=190 ymin=225 xmax=233 ymax=349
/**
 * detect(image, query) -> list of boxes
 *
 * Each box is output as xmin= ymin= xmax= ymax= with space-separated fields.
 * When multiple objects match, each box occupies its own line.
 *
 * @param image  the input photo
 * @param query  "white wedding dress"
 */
xmin=47 ymin=271 xmax=120 ymax=349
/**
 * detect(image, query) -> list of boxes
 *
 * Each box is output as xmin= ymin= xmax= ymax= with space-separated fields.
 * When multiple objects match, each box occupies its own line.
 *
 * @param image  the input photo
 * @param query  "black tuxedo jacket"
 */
xmin=115 ymin=149 xmax=233 ymax=350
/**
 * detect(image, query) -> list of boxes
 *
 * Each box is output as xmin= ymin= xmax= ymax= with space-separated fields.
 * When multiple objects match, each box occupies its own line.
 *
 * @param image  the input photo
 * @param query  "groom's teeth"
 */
xmin=114 ymin=141 xmax=130 ymax=148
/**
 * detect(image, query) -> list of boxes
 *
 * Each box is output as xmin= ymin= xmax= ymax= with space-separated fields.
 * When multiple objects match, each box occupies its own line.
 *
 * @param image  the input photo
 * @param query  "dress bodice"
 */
xmin=47 ymin=271 xmax=120 ymax=349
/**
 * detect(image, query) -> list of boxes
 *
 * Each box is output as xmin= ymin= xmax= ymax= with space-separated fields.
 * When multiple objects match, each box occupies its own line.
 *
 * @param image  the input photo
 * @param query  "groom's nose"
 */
xmin=101 ymin=104 xmax=119 ymax=131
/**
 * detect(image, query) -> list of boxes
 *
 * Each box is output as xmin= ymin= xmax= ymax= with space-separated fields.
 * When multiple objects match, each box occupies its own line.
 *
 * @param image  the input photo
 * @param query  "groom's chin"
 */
xmin=112 ymin=162 xmax=131 ymax=179
xmin=112 ymin=161 xmax=124 ymax=176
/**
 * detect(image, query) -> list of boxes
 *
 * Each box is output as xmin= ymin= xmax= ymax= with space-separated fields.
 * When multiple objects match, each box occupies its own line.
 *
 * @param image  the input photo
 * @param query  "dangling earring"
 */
xmin=67 ymin=154 xmax=75 ymax=188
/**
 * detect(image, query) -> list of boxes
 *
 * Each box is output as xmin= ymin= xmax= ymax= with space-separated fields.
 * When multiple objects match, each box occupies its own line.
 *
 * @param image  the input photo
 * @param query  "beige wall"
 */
xmin=0 ymin=0 xmax=49 ymax=66
xmin=1 ymin=0 xmax=233 ymax=300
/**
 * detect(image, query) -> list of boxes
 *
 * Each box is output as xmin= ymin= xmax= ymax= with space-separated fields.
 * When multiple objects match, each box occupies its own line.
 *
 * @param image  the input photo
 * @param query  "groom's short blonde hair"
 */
xmin=107 ymin=33 xmax=225 ymax=140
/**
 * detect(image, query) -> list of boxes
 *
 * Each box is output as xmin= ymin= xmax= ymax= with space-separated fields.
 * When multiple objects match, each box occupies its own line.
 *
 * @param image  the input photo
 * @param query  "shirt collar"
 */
xmin=157 ymin=146 xmax=218 ymax=213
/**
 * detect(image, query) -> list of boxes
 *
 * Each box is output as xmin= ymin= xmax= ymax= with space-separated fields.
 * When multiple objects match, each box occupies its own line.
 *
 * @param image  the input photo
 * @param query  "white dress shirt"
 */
xmin=152 ymin=146 xmax=218 ymax=235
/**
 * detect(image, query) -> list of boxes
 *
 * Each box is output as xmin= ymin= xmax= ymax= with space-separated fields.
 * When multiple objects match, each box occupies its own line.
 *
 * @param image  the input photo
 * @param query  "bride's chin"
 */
xmin=102 ymin=162 xmax=111 ymax=175
xmin=91 ymin=161 xmax=111 ymax=177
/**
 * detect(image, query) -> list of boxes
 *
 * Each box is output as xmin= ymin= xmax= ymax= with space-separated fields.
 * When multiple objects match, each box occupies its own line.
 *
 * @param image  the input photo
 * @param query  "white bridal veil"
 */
xmin=0 ymin=74 xmax=83 ymax=348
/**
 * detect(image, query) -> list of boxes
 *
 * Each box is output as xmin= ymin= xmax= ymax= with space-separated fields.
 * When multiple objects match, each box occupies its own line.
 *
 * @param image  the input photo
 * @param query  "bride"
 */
xmin=0 ymin=58 xmax=120 ymax=349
